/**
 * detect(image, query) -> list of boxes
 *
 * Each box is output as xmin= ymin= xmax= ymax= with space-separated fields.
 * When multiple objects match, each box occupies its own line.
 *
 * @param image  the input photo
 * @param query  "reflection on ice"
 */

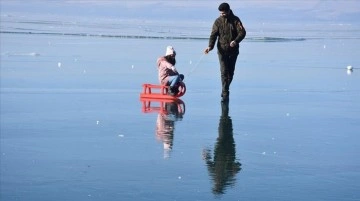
xmin=202 ymin=101 xmax=241 ymax=195
xmin=141 ymin=99 xmax=185 ymax=159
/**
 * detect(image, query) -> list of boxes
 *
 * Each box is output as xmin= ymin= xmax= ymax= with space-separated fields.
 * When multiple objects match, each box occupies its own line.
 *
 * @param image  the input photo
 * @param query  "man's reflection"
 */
xmin=141 ymin=99 xmax=185 ymax=159
xmin=202 ymin=101 xmax=241 ymax=195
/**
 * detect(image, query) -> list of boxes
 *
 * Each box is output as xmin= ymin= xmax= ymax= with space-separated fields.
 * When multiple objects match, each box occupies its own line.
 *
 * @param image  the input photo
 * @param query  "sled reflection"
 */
xmin=202 ymin=101 xmax=241 ymax=195
xmin=141 ymin=98 xmax=185 ymax=159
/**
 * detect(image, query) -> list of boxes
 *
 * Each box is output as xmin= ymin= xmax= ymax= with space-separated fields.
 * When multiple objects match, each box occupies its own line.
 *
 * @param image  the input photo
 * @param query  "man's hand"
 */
xmin=204 ymin=47 xmax=211 ymax=54
xmin=230 ymin=41 xmax=237 ymax=47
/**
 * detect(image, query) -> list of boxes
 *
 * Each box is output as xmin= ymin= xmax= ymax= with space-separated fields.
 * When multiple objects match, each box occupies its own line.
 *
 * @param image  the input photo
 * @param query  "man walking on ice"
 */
xmin=204 ymin=2 xmax=246 ymax=102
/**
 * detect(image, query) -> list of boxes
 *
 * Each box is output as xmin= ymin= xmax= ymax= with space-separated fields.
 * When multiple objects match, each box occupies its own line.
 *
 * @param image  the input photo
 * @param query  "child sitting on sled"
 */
xmin=157 ymin=46 xmax=185 ymax=96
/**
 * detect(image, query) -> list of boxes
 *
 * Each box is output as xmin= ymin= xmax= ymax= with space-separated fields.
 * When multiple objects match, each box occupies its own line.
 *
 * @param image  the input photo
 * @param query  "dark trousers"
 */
xmin=218 ymin=53 xmax=238 ymax=97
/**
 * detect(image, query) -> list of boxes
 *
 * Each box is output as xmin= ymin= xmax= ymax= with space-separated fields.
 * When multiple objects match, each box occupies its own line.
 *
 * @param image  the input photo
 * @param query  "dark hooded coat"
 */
xmin=208 ymin=10 xmax=246 ymax=56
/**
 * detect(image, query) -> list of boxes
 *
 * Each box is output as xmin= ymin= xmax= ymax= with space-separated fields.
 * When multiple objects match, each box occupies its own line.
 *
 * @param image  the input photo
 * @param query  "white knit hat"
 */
xmin=165 ymin=46 xmax=176 ymax=56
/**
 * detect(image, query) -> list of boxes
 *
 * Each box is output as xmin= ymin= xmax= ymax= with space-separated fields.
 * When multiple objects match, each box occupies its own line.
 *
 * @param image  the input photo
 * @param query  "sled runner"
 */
xmin=140 ymin=82 xmax=186 ymax=100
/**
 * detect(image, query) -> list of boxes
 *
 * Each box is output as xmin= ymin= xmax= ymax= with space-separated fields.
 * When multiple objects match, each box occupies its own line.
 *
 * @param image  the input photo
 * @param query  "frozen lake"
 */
xmin=1 ymin=2 xmax=360 ymax=200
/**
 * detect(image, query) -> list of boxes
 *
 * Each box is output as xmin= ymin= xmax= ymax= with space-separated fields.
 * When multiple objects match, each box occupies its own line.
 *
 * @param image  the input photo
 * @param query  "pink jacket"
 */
xmin=157 ymin=57 xmax=178 ymax=85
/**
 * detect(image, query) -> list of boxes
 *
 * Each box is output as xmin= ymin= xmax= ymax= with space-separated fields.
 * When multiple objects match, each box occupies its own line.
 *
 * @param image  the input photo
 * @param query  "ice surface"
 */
xmin=1 ymin=1 xmax=360 ymax=201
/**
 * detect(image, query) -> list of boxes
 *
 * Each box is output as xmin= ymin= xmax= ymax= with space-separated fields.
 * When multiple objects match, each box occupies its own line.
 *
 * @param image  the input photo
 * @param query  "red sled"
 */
xmin=140 ymin=82 xmax=186 ymax=100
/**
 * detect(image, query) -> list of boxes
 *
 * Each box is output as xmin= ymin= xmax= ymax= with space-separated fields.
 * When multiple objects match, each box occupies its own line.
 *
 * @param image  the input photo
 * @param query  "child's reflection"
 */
xmin=155 ymin=100 xmax=185 ymax=158
xmin=202 ymin=101 xmax=241 ymax=195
